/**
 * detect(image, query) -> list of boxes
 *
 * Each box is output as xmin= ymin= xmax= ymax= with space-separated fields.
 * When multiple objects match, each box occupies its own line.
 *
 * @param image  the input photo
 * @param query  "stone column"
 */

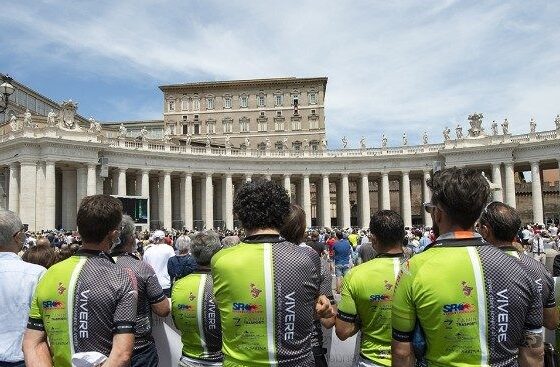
xmin=86 ymin=163 xmax=97 ymax=196
xmin=422 ymin=171 xmax=433 ymax=227
xmin=341 ymin=173 xmax=351 ymax=228
xmin=35 ymin=163 xmax=45 ymax=230
xmin=158 ymin=174 xmax=164 ymax=226
xmin=162 ymin=171 xmax=172 ymax=230
xmin=19 ymin=161 xmax=37 ymax=231
xmin=182 ymin=173 xmax=193 ymax=230
xmin=44 ymin=161 xmax=56 ymax=230
xmin=380 ymin=171 xmax=390 ymax=210
xmin=504 ymin=162 xmax=516 ymax=208
xmin=76 ymin=167 xmax=87 ymax=211
xmin=321 ymin=174 xmax=331 ymax=228
xmin=203 ymin=173 xmax=214 ymax=229
xmin=283 ymin=174 xmax=291 ymax=199
xmin=61 ymin=168 xmax=77 ymax=230
xmin=531 ymin=161 xmax=544 ymax=224
xmin=140 ymin=170 xmax=150 ymax=197
xmin=401 ymin=171 xmax=412 ymax=228
xmin=8 ymin=163 xmax=19 ymax=214
xmin=117 ymin=168 xmax=127 ymax=196
xmin=223 ymin=173 xmax=234 ymax=230
xmin=359 ymin=173 xmax=370 ymax=228
xmin=492 ymin=163 xmax=504 ymax=202
xmin=302 ymin=174 xmax=312 ymax=227
xmin=112 ymin=170 xmax=119 ymax=195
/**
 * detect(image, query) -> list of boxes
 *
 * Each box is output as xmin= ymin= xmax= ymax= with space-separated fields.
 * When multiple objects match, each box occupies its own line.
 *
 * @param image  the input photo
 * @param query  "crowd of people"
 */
xmin=1 ymin=167 xmax=560 ymax=366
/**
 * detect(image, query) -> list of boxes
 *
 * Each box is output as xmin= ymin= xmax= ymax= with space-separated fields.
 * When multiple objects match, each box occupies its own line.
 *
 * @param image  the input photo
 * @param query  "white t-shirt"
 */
xmin=142 ymin=243 xmax=176 ymax=290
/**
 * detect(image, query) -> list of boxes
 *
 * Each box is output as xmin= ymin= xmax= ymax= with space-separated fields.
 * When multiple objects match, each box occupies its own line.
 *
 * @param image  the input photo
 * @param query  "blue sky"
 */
xmin=1 ymin=1 xmax=559 ymax=148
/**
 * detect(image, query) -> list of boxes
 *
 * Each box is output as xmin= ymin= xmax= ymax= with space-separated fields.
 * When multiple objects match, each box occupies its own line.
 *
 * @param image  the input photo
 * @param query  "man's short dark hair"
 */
xmin=427 ymin=167 xmax=490 ymax=229
xmin=479 ymin=202 xmax=521 ymax=242
xmin=280 ymin=204 xmax=306 ymax=244
xmin=233 ymin=179 xmax=290 ymax=231
xmin=77 ymin=195 xmax=123 ymax=244
xmin=335 ymin=231 xmax=343 ymax=240
xmin=369 ymin=210 xmax=405 ymax=248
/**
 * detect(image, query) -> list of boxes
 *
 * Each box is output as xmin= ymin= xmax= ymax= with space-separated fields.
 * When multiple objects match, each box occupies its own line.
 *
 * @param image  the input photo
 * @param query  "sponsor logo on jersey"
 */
xmin=232 ymin=303 xmax=260 ymax=312
xmin=250 ymin=283 xmax=262 ymax=298
xmin=188 ymin=292 xmax=196 ymax=301
xmin=497 ymin=288 xmax=508 ymax=342
xmin=78 ymin=290 xmax=91 ymax=338
xmin=384 ymin=280 xmax=393 ymax=290
xmin=442 ymin=303 xmax=475 ymax=314
xmin=461 ymin=281 xmax=473 ymax=296
xmin=207 ymin=299 xmax=217 ymax=330
xmin=177 ymin=304 xmax=193 ymax=311
xmin=42 ymin=300 xmax=64 ymax=309
xmin=57 ymin=282 xmax=66 ymax=295
xmin=370 ymin=294 xmax=391 ymax=303
xmin=284 ymin=291 xmax=296 ymax=340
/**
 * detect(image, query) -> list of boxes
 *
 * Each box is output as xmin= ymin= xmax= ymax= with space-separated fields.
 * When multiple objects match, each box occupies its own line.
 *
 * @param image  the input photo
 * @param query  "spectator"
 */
xmin=171 ymin=231 xmax=223 ymax=367
xmin=357 ymin=235 xmax=376 ymax=264
xmin=0 ymin=210 xmax=46 ymax=367
xmin=111 ymin=215 xmax=170 ymax=367
xmin=23 ymin=195 xmax=138 ymax=367
xmin=167 ymin=234 xmax=197 ymax=283
xmin=221 ymin=235 xmax=240 ymax=248
xmin=36 ymin=237 xmax=51 ymax=247
xmin=143 ymin=229 xmax=176 ymax=297
xmin=212 ymin=180 xmax=333 ymax=366
xmin=333 ymin=231 xmax=352 ymax=293
xmin=22 ymin=245 xmax=57 ymax=269
xmin=392 ymin=168 xmax=544 ymax=366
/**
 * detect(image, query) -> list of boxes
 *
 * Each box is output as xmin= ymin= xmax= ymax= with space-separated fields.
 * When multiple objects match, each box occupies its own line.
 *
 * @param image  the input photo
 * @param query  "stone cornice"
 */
xmin=159 ymin=77 xmax=328 ymax=93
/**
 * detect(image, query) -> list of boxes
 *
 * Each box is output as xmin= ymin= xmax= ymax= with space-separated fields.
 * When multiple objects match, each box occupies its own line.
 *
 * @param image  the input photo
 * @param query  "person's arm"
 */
xmin=102 ymin=333 xmax=135 ymax=367
xmin=518 ymin=329 xmax=544 ymax=367
xmin=553 ymin=254 xmax=560 ymax=277
xmin=23 ymin=329 xmax=52 ymax=367
xmin=335 ymin=316 xmax=358 ymax=340
xmin=151 ymin=297 xmax=171 ymax=317
xmin=391 ymin=340 xmax=414 ymax=367
xmin=542 ymin=271 xmax=558 ymax=330
xmin=391 ymin=261 xmax=417 ymax=367
xmin=145 ymin=263 xmax=170 ymax=316
xmin=543 ymin=307 xmax=558 ymax=330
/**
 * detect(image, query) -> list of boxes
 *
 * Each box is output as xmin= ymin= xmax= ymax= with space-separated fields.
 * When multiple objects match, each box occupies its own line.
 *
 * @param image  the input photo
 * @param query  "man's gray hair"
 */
xmin=221 ymin=235 xmax=240 ymax=249
xmin=0 ymin=210 xmax=22 ymax=248
xmin=113 ymin=214 xmax=135 ymax=251
xmin=176 ymin=235 xmax=191 ymax=254
xmin=191 ymin=230 xmax=222 ymax=266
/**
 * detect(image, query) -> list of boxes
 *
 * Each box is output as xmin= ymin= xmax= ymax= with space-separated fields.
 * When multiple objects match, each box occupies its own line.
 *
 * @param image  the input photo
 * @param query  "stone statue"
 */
xmin=341 ymin=136 xmax=348 ymax=149
xmin=381 ymin=134 xmax=388 ymax=148
xmin=530 ymin=118 xmax=537 ymax=133
xmin=422 ymin=131 xmax=428 ymax=145
xmin=88 ymin=117 xmax=101 ymax=134
xmin=402 ymin=133 xmax=408 ymax=146
xmin=360 ymin=136 xmax=366 ymax=149
xmin=265 ymin=137 xmax=271 ymax=150
xmin=118 ymin=123 xmax=127 ymax=138
xmin=225 ymin=135 xmax=231 ymax=148
xmin=9 ymin=114 xmax=18 ymax=131
xmin=491 ymin=121 xmax=498 ymax=135
xmin=443 ymin=127 xmax=451 ymax=141
xmin=303 ymin=138 xmax=309 ymax=150
xmin=140 ymin=126 xmax=149 ymax=141
xmin=245 ymin=137 xmax=251 ymax=149
xmin=185 ymin=133 xmax=192 ymax=145
xmin=205 ymin=134 xmax=211 ymax=147
xmin=456 ymin=124 xmax=463 ymax=139
xmin=47 ymin=109 xmax=57 ymax=127
xmin=502 ymin=118 xmax=509 ymax=135
xmin=283 ymin=137 xmax=289 ymax=149
xmin=320 ymin=138 xmax=327 ymax=150
xmin=555 ymin=114 xmax=560 ymax=130
xmin=23 ymin=109 xmax=33 ymax=128
xmin=467 ymin=113 xmax=484 ymax=137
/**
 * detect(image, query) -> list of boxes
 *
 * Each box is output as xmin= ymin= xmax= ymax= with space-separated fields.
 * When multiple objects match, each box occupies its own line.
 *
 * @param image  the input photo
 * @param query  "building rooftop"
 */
xmin=159 ymin=76 xmax=328 ymax=91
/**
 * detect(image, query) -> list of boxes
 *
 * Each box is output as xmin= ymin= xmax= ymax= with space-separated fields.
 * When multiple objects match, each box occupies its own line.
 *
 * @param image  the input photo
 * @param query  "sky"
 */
xmin=1 ymin=0 xmax=559 ymax=148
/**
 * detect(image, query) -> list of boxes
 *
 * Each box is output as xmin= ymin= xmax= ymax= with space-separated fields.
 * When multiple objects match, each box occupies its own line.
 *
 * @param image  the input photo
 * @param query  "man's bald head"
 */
xmin=479 ymin=202 xmax=521 ymax=243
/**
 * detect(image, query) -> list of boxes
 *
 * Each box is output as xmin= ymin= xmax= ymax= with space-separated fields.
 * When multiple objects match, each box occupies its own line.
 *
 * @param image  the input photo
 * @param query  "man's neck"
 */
xmin=82 ymin=242 xmax=109 ymax=252
xmin=245 ymin=228 xmax=279 ymax=236
xmin=492 ymin=240 xmax=516 ymax=249
xmin=438 ymin=224 xmax=475 ymax=236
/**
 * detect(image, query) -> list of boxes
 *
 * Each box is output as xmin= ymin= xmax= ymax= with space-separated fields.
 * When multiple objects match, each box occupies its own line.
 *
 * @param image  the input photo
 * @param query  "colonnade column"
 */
xmin=61 ymin=168 xmax=77 ymax=230
xmin=283 ymin=174 xmax=291 ymax=199
xmin=302 ymin=174 xmax=312 ymax=228
xmin=504 ymin=162 xmax=516 ymax=208
xmin=163 ymin=170 xmax=172 ymax=230
xmin=530 ymin=161 xmax=544 ymax=224
xmin=86 ymin=163 xmax=97 ymax=196
xmin=422 ymin=171 xmax=433 ymax=227
xmin=76 ymin=167 xmax=87 ymax=209
xmin=140 ymin=170 xmax=150 ymax=197
xmin=203 ymin=173 xmax=214 ymax=229
xmin=380 ymin=171 xmax=390 ymax=210
xmin=19 ymin=161 xmax=37 ymax=230
xmin=401 ymin=171 xmax=412 ymax=228
xmin=341 ymin=173 xmax=350 ymax=228
xmin=182 ymin=173 xmax=193 ymax=230
xmin=223 ymin=173 xmax=234 ymax=230
xmin=117 ymin=168 xmax=127 ymax=196
xmin=492 ymin=163 xmax=504 ymax=202
xmin=321 ymin=174 xmax=331 ymax=228
xmin=8 ymin=163 xmax=19 ymax=213
xmin=44 ymin=161 xmax=56 ymax=230
xmin=359 ymin=173 xmax=371 ymax=228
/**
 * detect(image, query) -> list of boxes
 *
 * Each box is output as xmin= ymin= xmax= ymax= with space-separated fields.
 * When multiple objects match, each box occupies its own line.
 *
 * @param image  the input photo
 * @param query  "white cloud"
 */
xmin=1 ymin=0 xmax=560 ymax=147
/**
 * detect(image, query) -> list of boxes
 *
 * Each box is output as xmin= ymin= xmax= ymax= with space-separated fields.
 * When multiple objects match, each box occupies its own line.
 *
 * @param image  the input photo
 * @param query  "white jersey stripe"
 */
xmin=393 ymin=257 xmax=400 ymax=280
xmin=263 ymin=243 xmax=277 ymax=365
xmin=197 ymin=274 xmax=208 ymax=354
xmin=67 ymin=257 xmax=87 ymax=356
xmin=467 ymin=246 xmax=489 ymax=366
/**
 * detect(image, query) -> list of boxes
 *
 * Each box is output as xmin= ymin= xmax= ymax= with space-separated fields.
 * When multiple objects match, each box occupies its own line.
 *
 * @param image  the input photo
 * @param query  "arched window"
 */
xmin=292 ymin=141 xmax=302 ymax=151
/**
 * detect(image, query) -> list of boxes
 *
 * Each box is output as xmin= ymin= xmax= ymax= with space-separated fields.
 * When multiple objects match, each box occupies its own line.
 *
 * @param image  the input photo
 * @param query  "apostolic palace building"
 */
xmin=0 ymin=74 xmax=559 ymax=232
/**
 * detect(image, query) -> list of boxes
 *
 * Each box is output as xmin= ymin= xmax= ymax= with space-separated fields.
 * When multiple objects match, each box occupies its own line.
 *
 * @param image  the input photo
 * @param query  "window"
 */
xmin=193 ymin=98 xmax=200 ymax=111
xmin=258 ymin=95 xmax=266 ymax=108
xmin=310 ymin=119 xmax=319 ymax=130
xmin=258 ymin=121 xmax=267 ymax=132
xmin=224 ymin=97 xmax=232 ymax=109
xmin=194 ymin=114 xmax=199 ymax=121
xmin=275 ymin=141 xmax=284 ymax=151
xmin=168 ymin=100 xmax=175 ymax=112
xmin=223 ymin=118 xmax=233 ymax=133
xmin=309 ymin=92 xmax=317 ymax=105
xmin=310 ymin=140 xmax=319 ymax=151
xmin=239 ymin=118 xmax=250 ymax=132
xmin=257 ymin=142 xmax=266 ymax=151
xmin=276 ymin=111 xmax=282 ymax=117
xmin=182 ymin=125 xmax=189 ymax=135
xmin=193 ymin=123 xmax=200 ymax=135
xmin=181 ymin=99 xmax=189 ymax=111
xmin=275 ymin=94 xmax=283 ymax=107
xmin=275 ymin=121 xmax=284 ymax=131
xmin=260 ymin=111 xmax=265 ymax=117
xmin=292 ymin=141 xmax=302 ymax=151
xmin=291 ymin=95 xmax=299 ymax=106
xmin=292 ymin=120 xmax=301 ymax=131
xmin=311 ymin=109 xmax=316 ymax=115
xmin=206 ymin=97 xmax=214 ymax=110
xmin=182 ymin=115 xmax=188 ymax=121
xmin=207 ymin=121 xmax=215 ymax=134
xmin=240 ymin=95 xmax=248 ymax=108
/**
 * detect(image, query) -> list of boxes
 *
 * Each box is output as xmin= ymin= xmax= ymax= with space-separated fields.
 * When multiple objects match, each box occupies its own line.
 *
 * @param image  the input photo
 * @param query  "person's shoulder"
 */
xmin=21 ymin=260 xmax=47 ymax=277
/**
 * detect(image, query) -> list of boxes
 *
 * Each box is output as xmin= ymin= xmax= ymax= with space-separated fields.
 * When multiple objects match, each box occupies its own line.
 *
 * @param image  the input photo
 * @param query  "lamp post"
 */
xmin=0 ymin=75 xmax=15 ymax=114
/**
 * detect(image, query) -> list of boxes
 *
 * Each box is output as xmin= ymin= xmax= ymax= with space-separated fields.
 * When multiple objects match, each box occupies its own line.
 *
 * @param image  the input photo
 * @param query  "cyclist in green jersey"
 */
xmin=392 ymin=168 xmax=544 ymax=367
xmin=172 ymin=230 xmax=223 ymax=367
xmin=478 ymin=201 xmax=558 ymax=330
xmin=212 ymin=180 xmax=334 ymax=367
xmin=23 ymin=195 xmax=138 ymax=367
xmin=336 ymin=210 xmax=405 ymax=367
